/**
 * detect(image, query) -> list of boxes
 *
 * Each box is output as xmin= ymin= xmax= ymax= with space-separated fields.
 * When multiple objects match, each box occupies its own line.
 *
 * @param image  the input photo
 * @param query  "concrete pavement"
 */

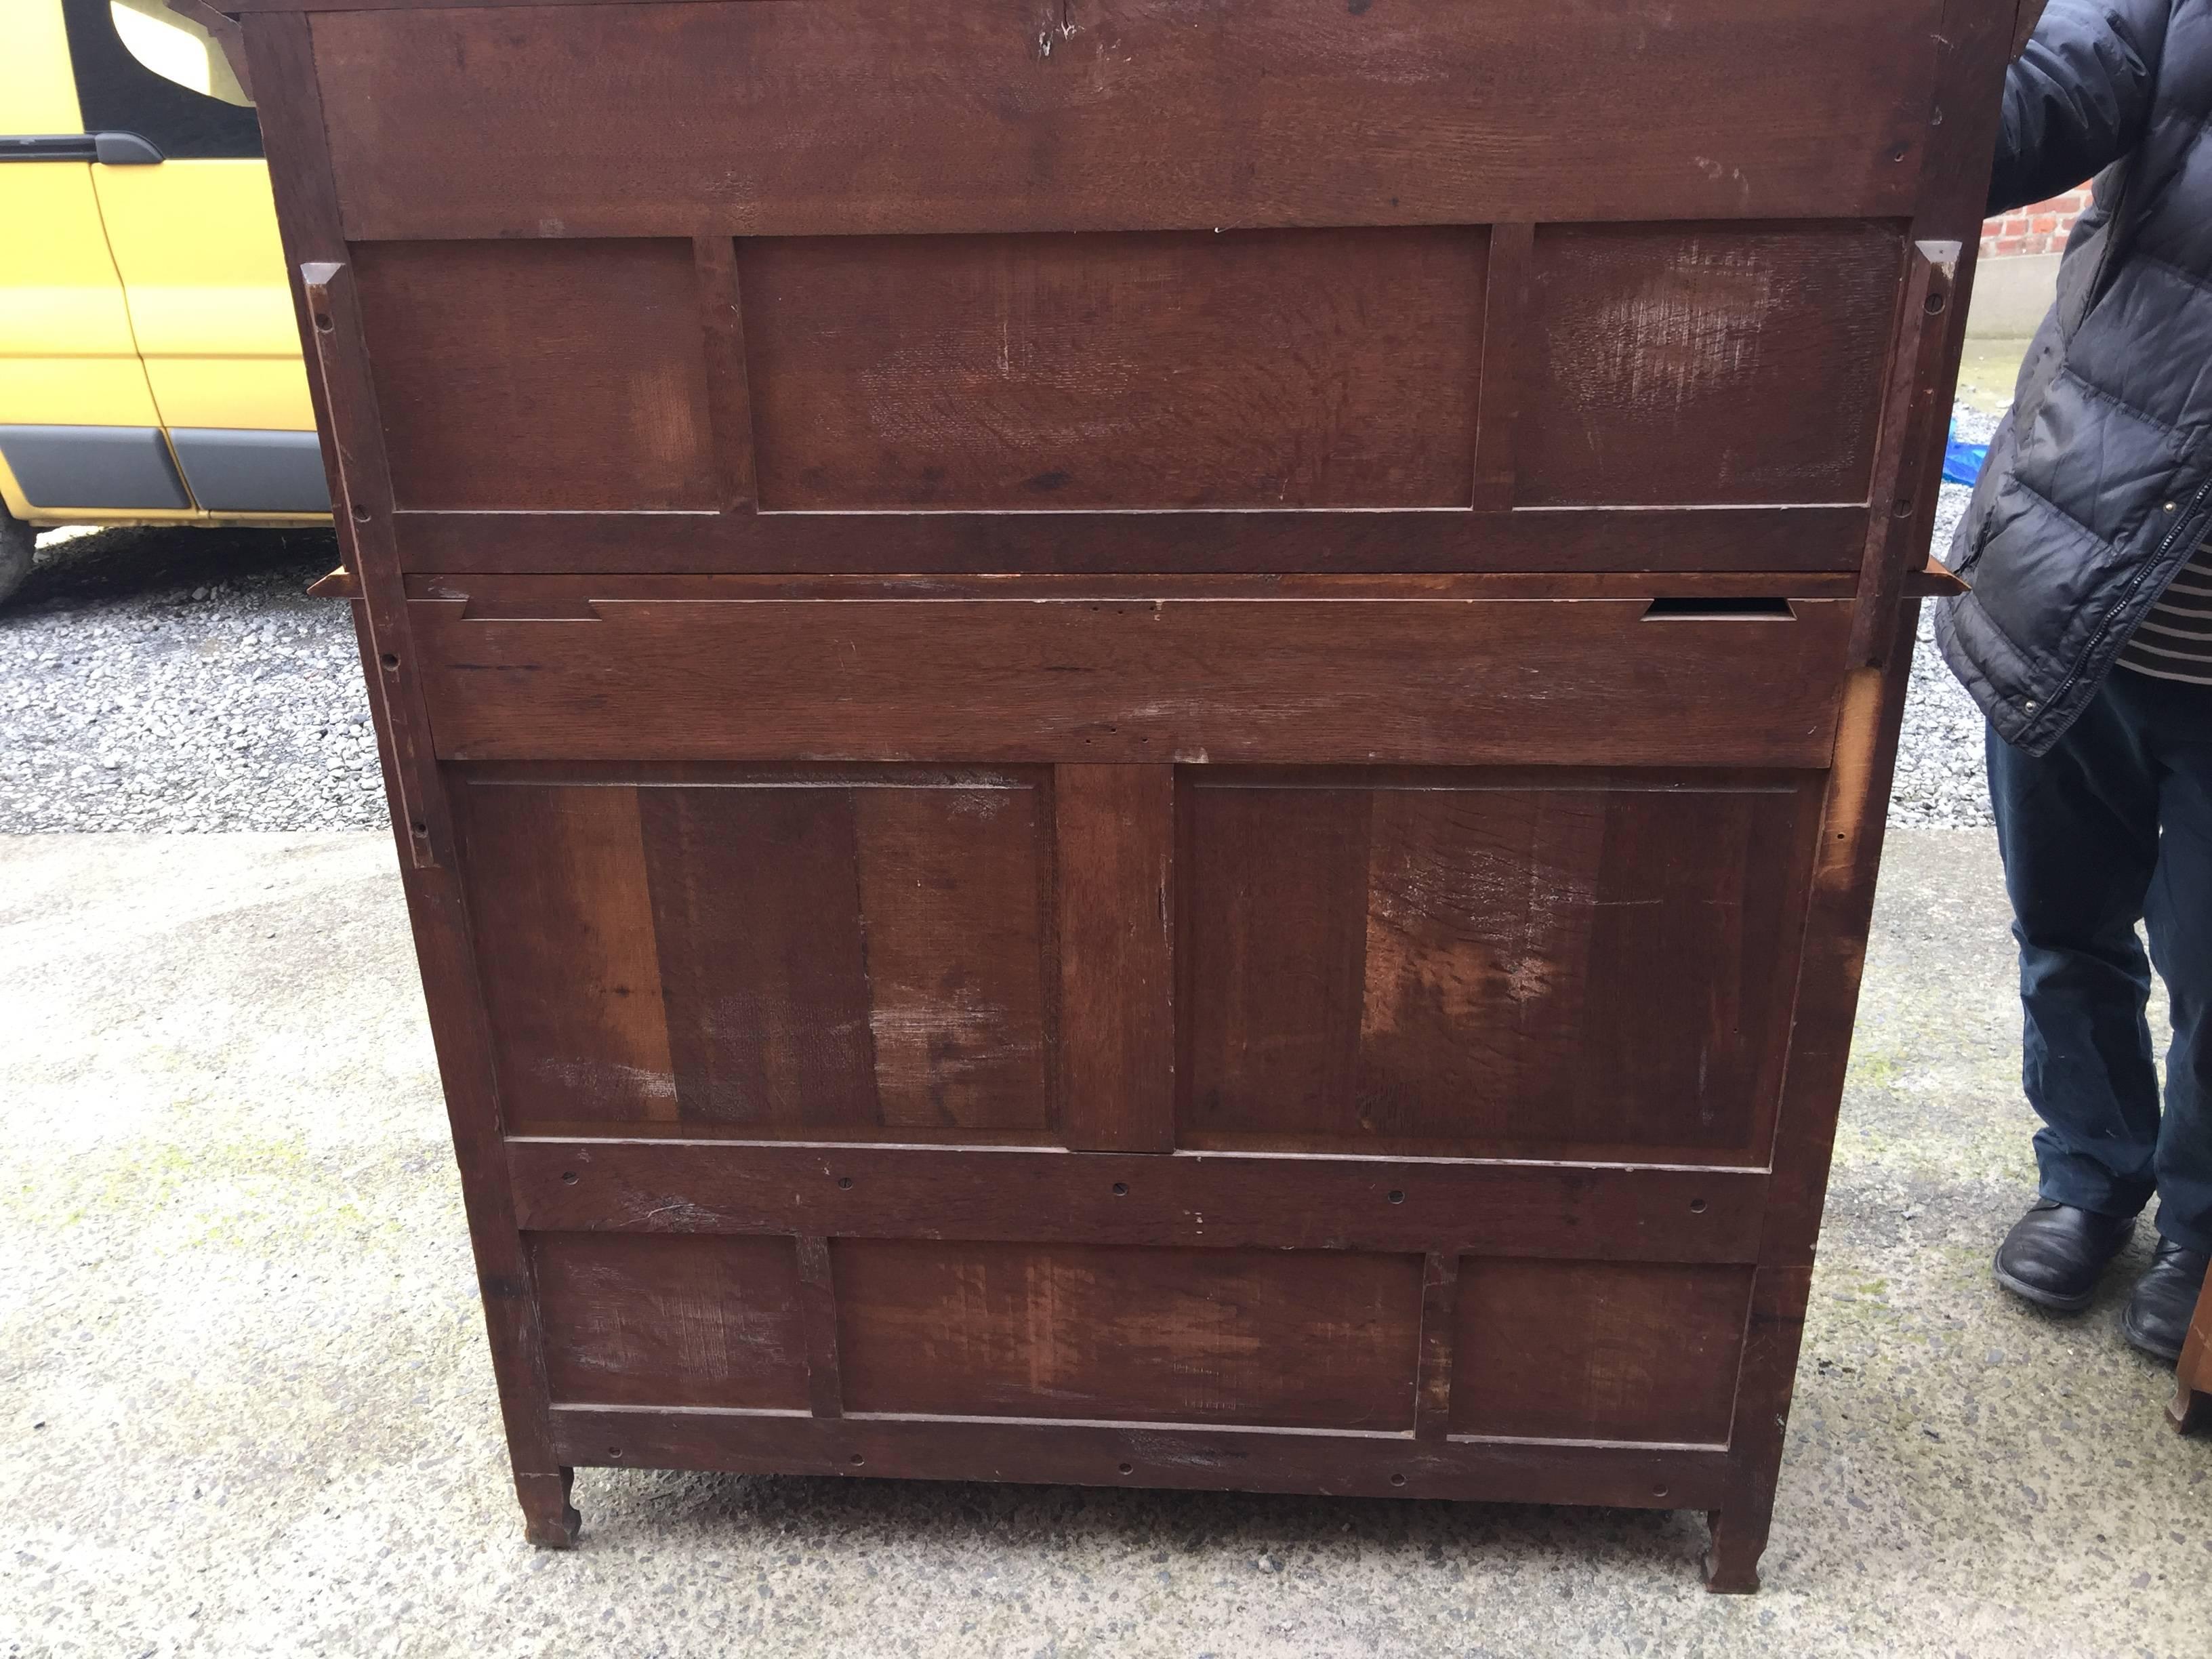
xmin=1 ymin=829 xmax=2205 ymax=1658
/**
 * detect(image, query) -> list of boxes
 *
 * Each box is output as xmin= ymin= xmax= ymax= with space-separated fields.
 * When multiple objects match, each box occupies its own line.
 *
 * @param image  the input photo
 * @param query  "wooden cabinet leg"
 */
xmin=517 ymin=1467 xmax=581 ymax=1549
xmin=2170 ymin=1382 xmax=2210 ymax=1436
xmin=1702 ymin=1507 xmax=1767 ymax=1594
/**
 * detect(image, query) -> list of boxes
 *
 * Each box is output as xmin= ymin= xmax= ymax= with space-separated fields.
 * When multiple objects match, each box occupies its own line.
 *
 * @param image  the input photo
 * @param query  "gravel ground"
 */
xmin=0 ymin=411 xmax=2006 ymax=834
xmin=1891 ymin=403 xmax=2003 ymax=830
xmin=0 ymin=523 xmax=382 ymax=833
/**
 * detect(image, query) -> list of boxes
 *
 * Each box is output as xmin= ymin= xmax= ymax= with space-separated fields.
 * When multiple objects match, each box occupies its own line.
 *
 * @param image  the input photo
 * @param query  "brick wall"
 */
xmin=1980 ymin=188 xmax=2091 ymax=259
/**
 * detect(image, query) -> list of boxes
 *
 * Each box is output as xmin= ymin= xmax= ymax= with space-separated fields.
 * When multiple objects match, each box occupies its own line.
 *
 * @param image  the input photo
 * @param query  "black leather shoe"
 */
xmin=2121 ymin=1238 xmax=2210 ymax=1364
xmin=1992 ymin=1200 xmax=2136 ymax=1311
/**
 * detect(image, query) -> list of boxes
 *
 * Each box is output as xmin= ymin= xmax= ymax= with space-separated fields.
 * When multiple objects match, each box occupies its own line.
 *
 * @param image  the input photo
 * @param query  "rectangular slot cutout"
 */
xmin=1641 ymin=596 xmax=1797 ymax=620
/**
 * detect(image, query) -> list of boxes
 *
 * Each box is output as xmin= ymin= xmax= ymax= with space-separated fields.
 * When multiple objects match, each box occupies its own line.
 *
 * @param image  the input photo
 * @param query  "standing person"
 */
xmin=1938 ymin=0 xmax=2210 ymax=1361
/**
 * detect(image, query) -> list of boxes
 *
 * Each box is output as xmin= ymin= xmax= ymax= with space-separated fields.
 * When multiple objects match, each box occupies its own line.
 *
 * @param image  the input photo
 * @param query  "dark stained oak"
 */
xmin=408 ymin=596 xmax=1857 ymax=768
xmin=1179 ymin=771 xmax=1822 ymax=1160
xmin=739 ymin=228 xmax=1483 ymax=510
xmin=505 ymin=1140 xmax=1769 ymax=1263
xmin=2171 ymin=1267 xmax=2212 ymax=1435
xmin=227 ymin=0 xmax=2024 ymax=1585
xmin=1521 ymin=222 xmax=1904 ymax=508
xmin=546 ymin=1407 xmax=1735 ymax=1513
xmin=461 ymin=771 xmax=1055 ymax=1134
xmin=1054 ymin=766 xmax=1176 ymax=1151
xmin=353 ymin=239 xmax=716 ymax=512
xmin=389 ymin=504 xmax=1877 ymax=578
xmin=532 ymin=1232 xmax=811 ymax=1410
xmin=833 ymin=1240 xmax=1424 ymax=1429
xmin=1450 ymin=1261 xmax=1756 ymax=1443
xmin=456 ymin=781 xmax=678 ymax=1124
xmin=306 ymin=0 xmax=1944 ymax=239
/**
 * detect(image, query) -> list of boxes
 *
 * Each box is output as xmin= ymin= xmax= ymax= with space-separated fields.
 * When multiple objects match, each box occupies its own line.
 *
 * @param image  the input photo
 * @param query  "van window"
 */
xmin=62 ymin=0 xmax=262 ymax=159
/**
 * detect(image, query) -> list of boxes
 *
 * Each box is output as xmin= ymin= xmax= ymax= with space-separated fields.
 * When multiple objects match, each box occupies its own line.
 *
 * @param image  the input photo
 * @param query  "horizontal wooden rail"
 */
xmin=546 ymin=1406 xmax=1734 ymax=1510
xmin=390 ymin=504 xmax=1874 ymax=577
xmin=506 ymin=1140 xmax=1768 ymax=1263
xmin=413 ymin=595 xmax=1853 ymax=769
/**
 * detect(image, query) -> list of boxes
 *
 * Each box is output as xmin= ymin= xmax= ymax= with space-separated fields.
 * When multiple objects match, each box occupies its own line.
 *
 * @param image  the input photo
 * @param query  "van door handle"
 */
xmin=0 ymin=132 xmax=164 ymax=164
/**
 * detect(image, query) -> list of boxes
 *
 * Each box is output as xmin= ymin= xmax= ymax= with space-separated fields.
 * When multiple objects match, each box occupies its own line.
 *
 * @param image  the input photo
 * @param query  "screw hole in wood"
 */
xmin=1924 ymin=291 xmax=1947 ymax=314
xmin=1689 ymin=1197 xmax=1708 ymax=1214
xmin=1387 ymin=1189 xmax=1406 ymax=1204
xmin=836 ymin=1175 xmax=853 ymax=1189
xmin=1389 ymin=1473 xmax=1407 ymax=1487
xmin=1111 ymin=1181 xmax=1128 ymax=1196
xmin=312 ymin=312 xmax=332 ymax=331
xmin=352 ymin=504 xmax=371 ymax=522
xmin=848 ymin=1454 xmax=864 ymax=1466
xmin=1118 ymin=1461 xmax=1134 ymax=1475
xmin=561 ymin=1170 xmax=578 ymax=1185
xmin=380 ymin=653 xmax=399 ymax=670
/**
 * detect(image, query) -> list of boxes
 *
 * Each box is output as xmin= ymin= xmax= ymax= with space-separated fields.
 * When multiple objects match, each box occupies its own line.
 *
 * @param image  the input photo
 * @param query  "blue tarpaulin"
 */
xmin=1942 ymin=422 xmax=1989 ymax=487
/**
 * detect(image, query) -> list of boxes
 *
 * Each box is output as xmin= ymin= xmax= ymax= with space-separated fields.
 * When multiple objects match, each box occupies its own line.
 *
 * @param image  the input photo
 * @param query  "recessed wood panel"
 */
xmin=459 ymin=782 xmax=676 ymax=1123
xmin=309 ymin=0 xmax=1942 ymax=239
xmin=834 ymin=1241 xmax=1424 ymax=1429
xmin=639 ymin=779 xmax=1051 ymax=1132
xmin=739 ymin=228 xmax=1480 ymax=509
xmin=1450 ymin=1261 xmax=1755 ymax=1444
xmin=352 ymin=238 xmax=713 ymax=510
xmin=1521 ymin=222 xmax=1904 ymax=506
xmin=533 ymin=1232 xmax=809 ymax=1410
xmin=459 ymin=773 xmax=1052 ymax=1133
xmin=1181 ymin=772 xmax=1822 ymax=1158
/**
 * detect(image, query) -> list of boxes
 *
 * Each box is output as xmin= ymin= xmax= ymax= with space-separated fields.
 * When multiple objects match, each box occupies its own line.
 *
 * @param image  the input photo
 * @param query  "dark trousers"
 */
xmin=1987 ymin=666 xmax=2212 ymax=1254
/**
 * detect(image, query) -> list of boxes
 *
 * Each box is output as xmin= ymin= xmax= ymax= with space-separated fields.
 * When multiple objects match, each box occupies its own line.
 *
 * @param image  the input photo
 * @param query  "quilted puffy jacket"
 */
xmin=1937 ymin=0 xmax=2212 ymax=752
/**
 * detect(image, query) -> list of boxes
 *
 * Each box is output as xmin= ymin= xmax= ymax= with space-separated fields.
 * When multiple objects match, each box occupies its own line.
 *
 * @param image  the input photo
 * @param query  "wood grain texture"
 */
xmin=833 ymin=1240 xmax=1423 ymax=1429
xmin=740 ymin=228 xmax=1481 ymax=510
xmin=548 ymin=1407 xmax=1734 ymax=1511
xmin=1703 ymin=1264 xmax=1813 ymax=1590
xmin=795 ymin=1235 xmax=844 ymax=1418
xmin=634 ymin=778 xmax=1052 ymax=1132
xmin=1414 ymin=1252 xmax=1461 ymax=1443
xmin=1179 ymin=771 xmax=1822 ymax=1160
xmin=455 ymin=771 xmax=1052 ymax=1135
xmin=1054 ymin=766 xmax=1174 ymax=1151
xmin=506 ymin=1140 xmax=1768 ymax=1263
xmin=1851 ymin=240 xmax=1959 ymax=665
xmin=409 ymin=596 xmax=1854 ymax=767
xmin=411 ymin=571 xmax=1869 ymax=605
xmin=246 ymin=0 xmax=2023 ymax=1565
xmin=457 ymin=781 xmax=677 ymax=1124
xmin=1521 ymin=222 xmax=1904 ymax=507
xmin=1450 ymin=1261 xmax=1755 ymax=1443
xmin=693 ymin=234 xmax=758 ymax=514
xmin=352 ymin=239 xmax=714 ymax=511
xmin=309 ymin=0 xmax=1942 ymax=239
xmin=533 ymin=1231 xmax=810 ymax=1409
xmin=1472 ymin=222 xmax=1533 ymax=512
xmin=387 ymin=503 xmax=1875 ymax=578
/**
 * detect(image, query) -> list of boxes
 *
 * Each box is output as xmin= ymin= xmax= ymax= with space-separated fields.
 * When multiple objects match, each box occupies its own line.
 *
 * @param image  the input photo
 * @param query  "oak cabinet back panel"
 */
xmin=234 ymin=0 xmax=2020 ymax=1582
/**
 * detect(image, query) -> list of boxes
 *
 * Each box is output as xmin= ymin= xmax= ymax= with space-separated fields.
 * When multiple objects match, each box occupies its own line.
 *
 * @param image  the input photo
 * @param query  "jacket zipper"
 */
xmin=2035 ymin=477 xmax=2212 ymax=720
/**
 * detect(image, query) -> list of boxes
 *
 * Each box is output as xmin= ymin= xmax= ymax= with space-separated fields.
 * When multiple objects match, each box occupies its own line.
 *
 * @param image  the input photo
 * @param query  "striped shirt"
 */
xmin=2118 ymin=533 xmax=2212 ymax=687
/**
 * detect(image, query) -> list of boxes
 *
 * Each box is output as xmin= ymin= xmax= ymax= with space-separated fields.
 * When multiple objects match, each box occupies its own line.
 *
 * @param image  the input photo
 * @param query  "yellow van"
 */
xmin=0 ymin=0 xmax=323 ymax=605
